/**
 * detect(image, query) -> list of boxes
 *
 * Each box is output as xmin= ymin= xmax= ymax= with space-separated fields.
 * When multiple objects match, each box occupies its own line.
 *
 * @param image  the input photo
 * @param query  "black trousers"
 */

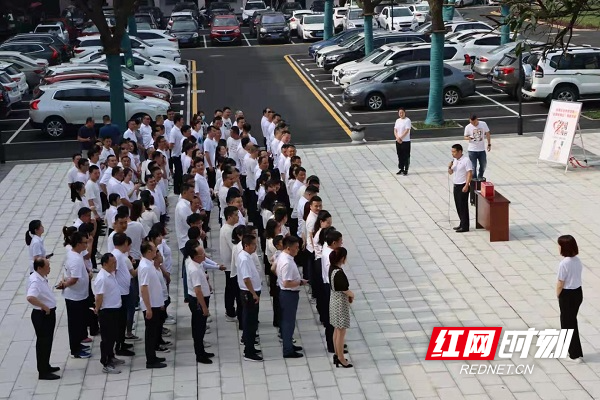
xmin=266 ymin=259 xmax=281 ymax=328
xmin=117 ymin=295 xmax=128 ymax=349
xmin=188 ymin=296 xmax=209 ymax=358
xmin=322 ymin=283 xmax=334 ymax=352
xmin=65 ymin=299 xmax=88 ymax=355
xmin=87 ymin=282 xmax=99 ymax=336
xmin=172 ymin=155 xmax=183 ymax=194
xmin=224 ymin=272 xmax=240 ymax=319
xmin=396 ymin=141 xmax=411 ymax=172
xmin=31 ymin=308 xmax=56 ymax=374
xmin=241 ymin=290 xmax=260 ymax=356
xmin=559 ymin=287 xmax=583 ymax=359
xmin=245 ymin=189 xmax=259 ymax=227
xmin=288 ymin=218 xmax=299 ymax=240
xmin=207 ymin=167 xmax=216 ymax=189
xmin=98 ymin=308 xmax=119 ymax=366
xmin=313 ymin=261 xmax=324 ymax=318
xmin=143 ymin=307 xmax=162 ymax=364
xmin=453 ymin=184 xmax=470 ymax=230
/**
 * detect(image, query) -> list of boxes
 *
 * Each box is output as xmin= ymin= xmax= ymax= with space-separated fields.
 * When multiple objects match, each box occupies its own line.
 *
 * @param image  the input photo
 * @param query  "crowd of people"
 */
xmin=25 ymin=105 xmax=356 ymax=381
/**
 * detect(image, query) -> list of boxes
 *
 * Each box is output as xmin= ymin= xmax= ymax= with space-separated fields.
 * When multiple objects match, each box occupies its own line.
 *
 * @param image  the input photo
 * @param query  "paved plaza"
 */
xmin=1 ymin=132 xmax=600 ymax=400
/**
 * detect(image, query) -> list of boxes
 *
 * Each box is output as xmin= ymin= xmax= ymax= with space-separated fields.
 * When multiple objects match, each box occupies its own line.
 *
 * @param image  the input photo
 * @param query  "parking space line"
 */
xmin=191 ymin=60 xmax=197 ymax=120
xmin=284 ymin=55 xmax=352 ymax=137
xmin=203 ymin=35 xmax=207 ymax=48
xmin=476 ymin=91 xmax=519 ymax=115
xmin=296 ymin=58 xmax=313 ymax=61
xmin=345 ymin=111 xmax=352 ymax=117
xmin=243 ymin=33 xmax=252 ymax=47
xmin=355 ymin=113 xmax=550 ymax=126
xmin=6 ymin=118 xmax=31 ymax=144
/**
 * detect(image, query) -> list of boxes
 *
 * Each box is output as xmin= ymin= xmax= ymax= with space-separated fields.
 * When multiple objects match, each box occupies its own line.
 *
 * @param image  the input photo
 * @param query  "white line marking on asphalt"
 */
xmin=180 ymin=100 xmax=184 ymax=105
xmin=476 ymin=91 xmax=519 ymax=115
xmin=301 ymin=63 xmax=305 ymax=66
xmin=355 ymin=122 xmax=361 ymax=125
xmin=305 ymin=68 xmax=322 ymax=71
xmin=195 ymin=71 xmax=204 ymax=74
xmin=174 ymin=94 xmax=184 ymax=97
xmin=6 ymin=117 xmax=30 ymax=144
xmin=243 ymin=33 xmax=252 ymax=47
xmin=328 ymin=93 xmax=333 ymax=98
xmin=345 ymin=111 xmax=352 ymax=117
xmin=305 ymin=68 xmax=310 ymax=72
xmin=310 ymin=74 xmax=315 ymax=77
xmin=203 ymin=35 xmax=207 ymax=48
xmin=296 ymin=58 xmax=313 ymax=61
xmin=336 ymin=102 xmax=342 ymax=107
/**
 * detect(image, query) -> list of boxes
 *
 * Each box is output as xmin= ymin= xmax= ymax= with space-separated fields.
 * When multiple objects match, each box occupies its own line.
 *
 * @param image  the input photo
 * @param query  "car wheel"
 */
xmin=443 ymin=87 xmax=461 ymax=106
xmin=553 ymin=84 xmax=579 ymax=102
xmin=44 ymin=117 xmax=66 ymax=138
xmin=366 ymin=92 xmax=385 ymax=111
xmin=159 ymin=72 xmax=176 ymax=86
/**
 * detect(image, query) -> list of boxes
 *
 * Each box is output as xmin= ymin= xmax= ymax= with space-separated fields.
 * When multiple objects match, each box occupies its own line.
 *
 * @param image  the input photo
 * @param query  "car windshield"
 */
xmin=372 ymin=49 xmax=393 ymax=64
xmin=342 ymin=35 xmax=363 ymax=48
xmin=371 ymin=66 xmax=397 ymax=81
xmin=172 ymin=20 xmax=198 ymax=30
xmin=210 ymin=3 xmax=229 ymax=10
xmin=246 ymin=2 xmax=266 ymax=10
xmin=392 ymin=8 xmax=412 ymax=17
xmin=214 ymin=17 xmax=238 ymax=26
xmin=137 ymin=22 xmax=152 ymax=30
xmin=415 ymin=5 xmax=429 ymax=11
xmin=5 ymin=65 xmax=19 ymax=75
xmin=263 ymin=14 xmax=286 ymax=24
xmin=83 ymin=25 xmax=99 ymax=33
xmin=361 ymin=47 xmax=385 ymax=62
xmin=304 ymin=15 xmax=324 ymax=24
xmin=90 ymin=53 xmax=102 ymax=61
xmin=284 ymin=3 xmax=302 ymax=10
xmin=348 ymin=9 xmax=362 ymax=19
xmin=348 ymin=38 xmax=365 ymax=50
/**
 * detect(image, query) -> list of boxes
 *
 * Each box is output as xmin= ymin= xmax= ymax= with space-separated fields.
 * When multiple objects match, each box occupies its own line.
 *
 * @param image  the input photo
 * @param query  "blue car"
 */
xmin=308 ymin=28 xmax=363 ymax=58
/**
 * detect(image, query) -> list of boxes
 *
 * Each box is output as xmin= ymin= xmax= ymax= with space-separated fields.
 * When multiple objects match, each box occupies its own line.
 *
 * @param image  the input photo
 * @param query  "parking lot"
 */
xmin=0 ymin=61 xmax=194 ymax=161
xmin=286 ymin=52 xmax=600 ymax=141
xmin=189 ymin=26 xmax=312 ymax=48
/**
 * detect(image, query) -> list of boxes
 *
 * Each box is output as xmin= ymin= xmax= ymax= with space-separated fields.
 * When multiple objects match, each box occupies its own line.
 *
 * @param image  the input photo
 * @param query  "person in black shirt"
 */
xmin=99 ymin=115 xmax=122 ymax=147
xmin=78 ymin=117 xmax=96 ymax=151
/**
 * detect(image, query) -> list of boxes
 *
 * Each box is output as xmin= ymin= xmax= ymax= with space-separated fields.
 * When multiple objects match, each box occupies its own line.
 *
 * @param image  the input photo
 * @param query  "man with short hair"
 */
xmin=222 ymin=106 xmax=233 ymax=130
xmin=107 ymin=167 xmax=131 ymax=207
xmin=448 ymin=144 xmax=473 ymax=233
xmin=100 ymin=137 xmax=115 ymax=166
xmin=169 ymin=114 xmax=185 ymax=195
xmin=140 ymin=115 xmax=154 ymax=151
xmin=111 ymin=233 xmax=136 ymax=356
xmin=77 ymin=117 xmax=96 ymax=151
xmin=277 ymin=236 xmax=306 ymax=358
xmin=464 ymin=114 xmax=491 ymax=180
xmin=176 ymin=184 xmax=195 ymax=299
xmin=99 ymin=115 xmax=121 ymax=147
xmin=220 ymin=206 xmax=240 ymax=321
xmin=394 ymin=108 xmax=411 ymax=176
xmin=260 ymin=107 xmax=272 ymax=150
xmin=75 ymin=157 xmax=90 ymax=184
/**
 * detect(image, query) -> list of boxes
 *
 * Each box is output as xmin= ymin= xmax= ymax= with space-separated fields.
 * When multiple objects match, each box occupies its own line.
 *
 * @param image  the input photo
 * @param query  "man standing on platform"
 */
xmin=464 ymin=115 xmax=491 ymax=180
xmin=394 ymin=108 xmax=411 ymax=176
xmin=448 ymin=144 xmax=472 ymax=233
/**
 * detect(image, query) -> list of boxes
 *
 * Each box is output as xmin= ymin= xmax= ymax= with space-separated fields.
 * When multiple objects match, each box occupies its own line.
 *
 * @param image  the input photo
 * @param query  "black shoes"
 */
xmin=202 ymin=352 xmax=215 ymax=358
xmin=453 ymin=226 xmax=460 ymax=230
xmin=116 ymin=349 xmax=135 ymax=356
xmin=156 ymin=357 xmax=166 ymax=362
xmin=244 ymin=353 xmax=264 ymax=362
xmin=146 ymin=362 xmax=167 ymax=369
xmin=283 ymin=352 xmax=303 ymax=358
xmin=48 ymin=366 xmax=60 ymax=373
xmin=455 ymin=228 xmax=469 ymax=233
xmin=39 ymin=373 xmax=60 ymax=380
xmin=197 ymin=357 xmax=213 ymax=364
xmin=396 ymin=170 xmax=403 ymax=175
xmin=121 ymin=343 xmax=134 ymax=349
xmin=292 ymin=345 xmax=303 ymax=352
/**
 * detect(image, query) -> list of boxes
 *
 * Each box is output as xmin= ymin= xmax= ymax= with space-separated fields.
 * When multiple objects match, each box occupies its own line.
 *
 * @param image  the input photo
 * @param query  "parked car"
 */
xmin=333 ymin=7 xmax=348 ymax=31
xmin=74 ymin=35 xmax=181 ymax=62
xmin=310 ymin=0 xmax=325 ymax=12
xmin=342 ymin=62 xmax=476 ymax=110
xmin=298 ymin=13 xmax=325 ymax=41
xmin=416 ymin=19 xmax=490 ymax=33
xmin=210 ymin=15 xmax=242 ymax=45
xmin=255 ymin=12 xmax=290 ymax=44
xmin=168 ymin=11 xmax=196 ymax=29
xmin=408 ymin=3 xmax=430 ymax=24
xmin=308 ymin=28 xmax=363 ymax=58
xmin=0 ymin=85 xmax=10 ymax=118
xmin=314 ymin=31 xmax=366 ymax=60
xmin=173 ymin=1 xmax=201 ymax=22
xmin=169 ymin=19 xmax=201 ymax=47
xmin=30 ymin=81 xmax=169 ymax=138
xmin=249 ymin=11 xmax=268 ymax=36
xmin=61 ymin=5 xmax=88 ymax=28
xmin=450 ymin=32 xmax=502 ymax=61
xmin=206 ymin=2 xmax=234 ymax=22
xmin=335 ymin=41 xmax=472 ymax=87
xmin=45 ymin=78 xmax=172 ymax=102
xmin=0 ymin=61 xmax=27 ymax=95
xmin=290 ymin=10 xmax=314 ymax=34
xmin=135 ymin=29 xmax=179 ymax=49
xmin=343 ymin=7 xmax=377 ymax=30
xmin=521 ymin=46 xmax=600 ymax=103
xmin=491 ymin=50 xmax=539 ymax=99
xmin=280 ymin=2 xmax=304 ymax=19
xmin=455 ymin=0 xmax=475 ymax=7
xmin=377 ymin=6 xmax=418 ymax=31
xmin=473 ymin=40 xmax=543 ymax=76
xmin=5 ymin=33 xmax=72 ymax=61
xmin=139 ymin=6 xmax=166 ymax=29
xmin=0 ymin=41 xmax=62 ymax=66
xmin=0 ymin=70 xmax=22 ymax=105
xmin=242 ymin=1 xmax=268 ymax=25
xmin=0 ymin=51 xmax=47 ymax=89
xmin=135 ymin=13 xmax=159 ymax=30
xmin=34 ymin=22 xmax=70 ymax=43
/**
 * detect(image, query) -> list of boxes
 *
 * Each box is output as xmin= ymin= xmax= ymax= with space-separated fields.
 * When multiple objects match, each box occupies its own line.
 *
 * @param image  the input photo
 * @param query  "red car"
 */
xmin=209 ymin=15 xmax=242 ymax=45
xmin=39 ymin=72 xmax=172 ymax=102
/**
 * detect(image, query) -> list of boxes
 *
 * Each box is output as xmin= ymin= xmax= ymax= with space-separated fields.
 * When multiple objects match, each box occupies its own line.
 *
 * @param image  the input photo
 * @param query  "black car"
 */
xmin=0 ymin=41 xmax=63 ymax=65
xmin=173 ymin=2 xmax=201 ymax=22
xmin=139 ymin=6 xmax=166 ymax=28
xmin=255 ymin=12 xmax=290 ymax=44
xmin=321 ymin=32 xmax=428 ymax=70
xmin=310 ymin=0 xmax=325 ymax=12
xmin=6 ymin=33 xmax=72 ymax=61
xmin=249 ymin=11 xmax=267 ymax=36
xmin=206 ymin=2 xmax=234 ymax=20
xmin=169 ymin=19 xmax=201 ymax=47
xmin=279 ymin=2 xmax=303 ymax=19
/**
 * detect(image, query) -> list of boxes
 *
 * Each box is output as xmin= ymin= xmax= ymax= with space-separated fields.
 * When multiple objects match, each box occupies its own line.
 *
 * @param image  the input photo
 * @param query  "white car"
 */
xmin=34 ymin=22 xmax=69 ymax=43
xmin=0 ymin=70 xmax=22 ymax=105
xmin=333 ymin=7 xmax=348 ymax=31
xmin=289 ymin=10 xmax=313 ymax=33
xmin=74 ymin=35 xmax=181 ymax=62
xmin=135 ymin=29 xmax=179 ymax=49
xmin=241 ymin=1 xmax=268 ymax=24
xmin=297 ymin=13 xmax=325 ymax=41
xmin=70 ymin=52 xmax=189 ymax=85
xmin=408 ymin=3 xmax=430 ymax=24
xmin=29 ymin=81 xmax=169 ymax=138
xmin=343 ymin=7 xmax=377 ymax=30
xmin=450 ymin=32 xmax=502 ymax=60
xmin=0 ymin=61 xmax=27 ymax=95
xmin=377 ymin=6 xmax=418 ymax=31
xmin=168 ymin=11 xmax=195 ymax=29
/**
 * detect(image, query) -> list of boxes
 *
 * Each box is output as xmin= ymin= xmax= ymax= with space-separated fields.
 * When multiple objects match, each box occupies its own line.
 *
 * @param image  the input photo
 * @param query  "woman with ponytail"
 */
xmin=26 ymin=220 xmax=51 ymax=274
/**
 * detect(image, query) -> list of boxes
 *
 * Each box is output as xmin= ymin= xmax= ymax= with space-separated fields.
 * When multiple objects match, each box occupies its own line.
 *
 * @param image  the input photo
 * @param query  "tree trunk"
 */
xmin=443 ymin=0 xmax=455 ymax=22
xmin=324 ymin=0 xmax=334 ymax=39
xmin=425 ymin=32 xmax=445 ymax=126
xmin=107 ymin=54 xmax=128 ymax=132
xmin=501 ymin=5 xmax=510 ymax=44
xmin=363 ymin=15 xmax=374 ymax=55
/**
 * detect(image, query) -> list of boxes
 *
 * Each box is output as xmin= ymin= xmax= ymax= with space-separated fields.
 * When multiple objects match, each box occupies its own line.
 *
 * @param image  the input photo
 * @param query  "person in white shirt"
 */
xmin=100 ymin=155 xmax=118 ymax=194
xmin=237 ymin=234 xmax=263 ymax=362
xmin=107 ymin=212 xmax=128 ymax=253
xmin=276 ymin=236 xmax=306 ymax=358
xmin=164 ymin=109 xmax=175 ymax=141
xmin=146 ymin=173 xmax=167 ymax=223
xmin=75 ymin=157 xmax=89 ymax=184
xmin=260 ymin=108 xmax=272 ymax=149
xmin=464 ymin=114 xmax=491 ymax=180
xmin=67 ymin=153 xmax=82 ymax=197
xmin=110 ymin=233 xmax=136 ymax=355
xmin=26 ymin=220 xmax=50 ymax=274
xmin=213 ymin=116 xmax=228 ymax=140
xmin=99 ymin=138 xmax=115 ymax=165
xmin=227 ymin=127 xmax=242 ymax=168
xmin=138 ymin=242 xmax=167 ymax=369
xmin=393 ymin=108 xmax=412 ymax=176
xmin=27 ymin=257 xmax=60 ymax=380
xmin=107 ymin=167 xmax=132 ymax=208
xmin=140 ymin=115 xmax=154 ymax=151
xmin=203 ymin=126 xmax=219 ymax=188
xmin=85 ymin=165 xmax=104 ymax=220
xmin=56 ymin=232 xmax=91 ymax=358
xmin=169 ymin=114 xmax=185 ymax=195
xmin=105 ymin=193 xmax=121 ymax=234
xmin=175 ymin=184 xmax=195 ymax=297
xmin=222 ymin=107 xmax=233 ymax=130
xmin=448 ymin=144 xmax=473 ymax=232
xmin=267 ymin=114 xmax=281 ymax=153
xmin=270 ymin=129 xmax=283 ymax=166
xmin=304 ymin=195 xmax=322 ymax=298
xmin=218 ymin=169 xmax=237 ymax=221
xmin=321 ymin=229 xmax=343 ymax=354
xmin=220 ymin=206 xmax=240 ymax=321
xmin=123 ymin=120 xmax=139 ymax=143
xmin=194 ymin=160 xmax=212 ymax=226
xmin=92 ymin=253 xmax=123 ymax=374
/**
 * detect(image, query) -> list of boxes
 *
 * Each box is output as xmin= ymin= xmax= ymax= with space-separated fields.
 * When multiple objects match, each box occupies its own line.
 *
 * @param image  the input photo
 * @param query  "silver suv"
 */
xmin=29 ymin=80 xmax=169 ymax=138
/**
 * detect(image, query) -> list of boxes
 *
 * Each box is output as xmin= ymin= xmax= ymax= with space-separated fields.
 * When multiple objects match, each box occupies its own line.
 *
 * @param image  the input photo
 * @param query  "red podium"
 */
xmin=475 ymin=190 xmax=510 ymax=242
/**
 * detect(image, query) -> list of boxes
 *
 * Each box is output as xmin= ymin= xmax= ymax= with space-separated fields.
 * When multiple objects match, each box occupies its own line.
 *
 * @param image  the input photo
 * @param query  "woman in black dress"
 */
xmin=329 ymin=247 xmax=354 ymax=368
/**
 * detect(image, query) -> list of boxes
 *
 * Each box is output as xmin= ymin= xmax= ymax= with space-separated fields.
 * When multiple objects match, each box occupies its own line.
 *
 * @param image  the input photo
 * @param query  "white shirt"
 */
xmin=150 ymin=187 xmax=166 ymax=216
xmin=186 ymin=258 xmax=210 ymax=298
xmin=107 ymin=231 xmax=117 ymax=253
xmin=244 ymin=157 xmax=258 ymax=190
xmin=75 ymin=171 xmax=88 ymax=184
xmin=464 ymin=121 xmax=490 ymax=152
xmin=169 ymin=126 xmax=184 ymax=157
xmin=122 ymin=180 xmax=137 ymax=202
xmin=394 ymin=117 xmax=411 ymax=142
xmin=164 ymin=119 xmax=174 ymax=139
xmin=175 ymin=198 xmax=192 ymax=249
xmin=267 ymin=122 xmax=276 ymax=148
xmin=127 ymin=221 xmax=148 ymax=260
xmin=28 ymin=235 xmax=46 ymax=274
xmin=112 ymin=248 xmax=132 ymax=295
xmin=204 ymin=137 xmax=218 ymax=168
xmin=451 ymin=156 xmax=473 ymax=185
xmin=305 ymin=211 xmax=318 ymax=252
xmin=290 ymin=180 xmax=305 ymax=212
xmin=140 ymin=123 xmax=153 ymax=148
xmin=260 ymin=116 xmax=269 ymax=142
xmin=100 ymin=166 xmax=113 ymax=188
xmin=182 ymin=153 xmax=192 ymax=174
xmin=63 ymin=249 xmax=90 ymax=301
xmin=107 ymin=177 xmax=128 ymax=198
xmin=105 ymin=205 xmax=117 ymax=230
xmin=293 ymin=191 xmax=308 ymax=220
xmin=67 ymin=165 xmax=78 ymax=184
xmin=27 ymin=271 xmax=57 ymax=310
xmin=321 ymin=245 xmax=334 ymax=284
xmin=218 ymin=185 xmax=232 ymax=219
xmin=220 ymin=223 xmax=235 ymax=271
xmin=558 ymin=256 xmax=583 ymax=289
xmin=227 ymin=137 xmax=241 ymax=167
xmin=85 ymin=179 xmax=104 ymax=218
xmin=271 ymin=138 xmax=281 ymax=164
xmin=222 ymin=117 xmax=233 ymax=130
xmin=138 ymin=257 xmax=165 ymax=311
xmin=277 ymin=252 xmax=301 ymax=291
xmin=195 ymin=173 xmax=212 ymax=212
xmin=99 ymin=147 xmax=115 ymax=165
xmin=159 ymin=239 xmax=173 ymax=273
xmin=123 ymin=129 xmax=137 ymax=142
xmin=237 ymin=250 xmax=261 ymax=291
xmin=278 ymin=155 xmax=288 ymax=178
xmin=231 ymin=242 xmax=243 ymax=277
xmin=238 ymin=149 xmax=249 ymax=175
xmin=93 ymin=268 xmax=122 ymax=309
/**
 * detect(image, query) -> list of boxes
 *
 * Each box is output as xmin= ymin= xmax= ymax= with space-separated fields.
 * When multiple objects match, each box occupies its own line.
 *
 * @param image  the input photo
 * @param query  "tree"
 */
xmin=324 ymin=0 xmax=335 ymax=39
xmin=424 ymin=0 xmax=446 ymax=125
xmin=356 ymin=0 xmax=384 ymax=55
xmin=71 ymin=0 xmax=137 ymax=132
